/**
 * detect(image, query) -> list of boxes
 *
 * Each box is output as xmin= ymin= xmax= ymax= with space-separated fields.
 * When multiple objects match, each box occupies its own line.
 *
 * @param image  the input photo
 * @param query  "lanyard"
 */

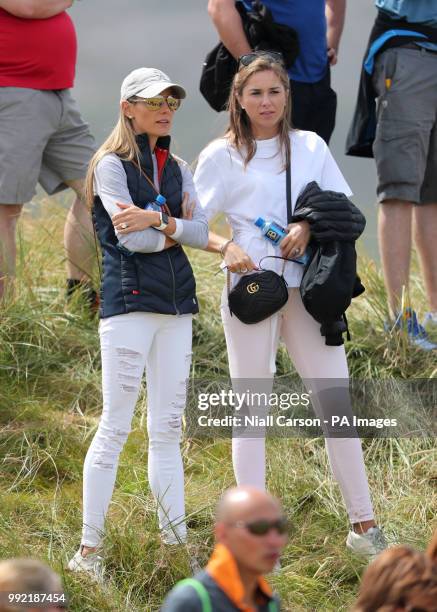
xmin=130 ymin=158 xmax=171 ymax=215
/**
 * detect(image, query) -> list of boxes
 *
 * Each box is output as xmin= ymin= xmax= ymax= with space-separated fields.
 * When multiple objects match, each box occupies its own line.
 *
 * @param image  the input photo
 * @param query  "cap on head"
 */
xmin=120 ymin=67 xmax=186 ymax=101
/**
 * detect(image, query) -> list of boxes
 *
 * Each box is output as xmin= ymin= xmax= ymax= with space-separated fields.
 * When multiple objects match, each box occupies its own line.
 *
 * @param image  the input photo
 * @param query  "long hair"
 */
xmin=352 ymin=546 xmax=437 ymax=612
xmin=225 ymin=56 xmax=292 ymax=169
xmin=85 ymin=107 xmax=140 ymax=208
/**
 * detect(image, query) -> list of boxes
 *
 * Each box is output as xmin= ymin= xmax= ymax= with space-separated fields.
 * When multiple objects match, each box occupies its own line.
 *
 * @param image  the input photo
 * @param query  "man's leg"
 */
xmin=378 ymin=199 xmax=413 ymax=317
xmin=64 ymin=178 xmax=95 ymax=282
xmin=39 ymin=90 xmax=96 ymax=288
xmin=0 ymin=88 xmax=55 ymax=300
xmin=0 ymin=204 xmax=23 ymax=300
xmin=414 ymin=203 xmax=437 ymax=312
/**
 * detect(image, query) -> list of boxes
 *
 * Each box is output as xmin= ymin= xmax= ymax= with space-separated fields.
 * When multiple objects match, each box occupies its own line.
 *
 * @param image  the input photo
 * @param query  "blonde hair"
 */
xmin=226 ymin=56 xmax=292 ymax=168
xmin=85 ymin=106 xmax=140 ymax=208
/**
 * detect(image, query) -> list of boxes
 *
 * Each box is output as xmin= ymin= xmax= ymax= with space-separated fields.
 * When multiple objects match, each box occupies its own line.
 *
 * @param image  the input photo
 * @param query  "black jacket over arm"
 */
xmin=292 ymin=182 xmax=366 ymax=346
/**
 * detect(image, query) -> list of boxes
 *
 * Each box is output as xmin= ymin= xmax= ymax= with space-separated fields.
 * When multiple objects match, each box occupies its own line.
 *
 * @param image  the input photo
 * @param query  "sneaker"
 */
xmin=346 ymin=526 xmax=388 ymax=560
xmin=189 ymin=556 xmax=202 ymax=575
xmin=272 ymin=559 xmax=282 ymax=574
xmin=386 ymin=308 xmax=437 ymax=351
xmin=423 ymin=311 xmax=437 ymax=331
xmin=67 ymin=547 xmax=104 ymax=583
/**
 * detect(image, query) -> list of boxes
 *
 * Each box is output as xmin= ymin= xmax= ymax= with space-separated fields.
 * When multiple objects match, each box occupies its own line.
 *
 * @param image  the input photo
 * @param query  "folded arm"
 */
xmin=94 ymin=154 xmax=168 ymax=253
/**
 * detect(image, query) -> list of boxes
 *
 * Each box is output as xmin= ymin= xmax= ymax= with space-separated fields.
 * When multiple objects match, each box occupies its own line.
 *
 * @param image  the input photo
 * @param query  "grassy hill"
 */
xmin=0 ymin=200 xmax=436 ymax=611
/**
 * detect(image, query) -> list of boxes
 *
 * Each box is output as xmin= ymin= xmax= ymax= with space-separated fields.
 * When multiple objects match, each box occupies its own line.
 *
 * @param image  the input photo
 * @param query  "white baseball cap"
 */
xmin=120 ymin=67 xmax=186 ymax=101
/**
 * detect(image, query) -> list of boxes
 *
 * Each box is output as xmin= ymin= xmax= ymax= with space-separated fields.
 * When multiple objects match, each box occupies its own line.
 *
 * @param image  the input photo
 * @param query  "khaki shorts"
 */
xmin=372 ymin=46 xmax=437 ymax=205
xmin=0 ymin=87 xmax=96 ymax=204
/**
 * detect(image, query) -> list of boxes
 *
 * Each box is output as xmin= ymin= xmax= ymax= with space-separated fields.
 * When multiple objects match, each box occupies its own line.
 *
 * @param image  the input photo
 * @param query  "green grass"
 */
xmin=1 ymin=200 xmax=436 ymax=611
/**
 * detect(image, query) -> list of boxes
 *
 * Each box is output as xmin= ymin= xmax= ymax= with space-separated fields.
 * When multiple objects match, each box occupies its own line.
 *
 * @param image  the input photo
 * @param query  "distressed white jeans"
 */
xmin=221 ymin=287 xmax=375 ymax=524
xmin=81 ymin=311 xmax=192 ymax=547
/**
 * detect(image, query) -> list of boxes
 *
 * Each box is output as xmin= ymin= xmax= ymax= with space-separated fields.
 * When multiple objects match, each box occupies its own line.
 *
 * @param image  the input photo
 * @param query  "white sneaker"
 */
xmin=67 ymin=547 xmax=104 ymax=583
xmin=189 ymin=556 xmax=202 ymax=574
xmin=423 ymin=311 xmax=437 ymax=331
xmin=346 ymin=527 xmax=388 ymax=560
xmin=272 ymin=560 xmax=282 ymax=574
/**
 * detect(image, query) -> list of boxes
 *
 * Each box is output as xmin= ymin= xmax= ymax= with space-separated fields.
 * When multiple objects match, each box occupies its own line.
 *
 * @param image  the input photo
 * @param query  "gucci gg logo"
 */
xmin=247 ymin=282 xmax=259 ymax=294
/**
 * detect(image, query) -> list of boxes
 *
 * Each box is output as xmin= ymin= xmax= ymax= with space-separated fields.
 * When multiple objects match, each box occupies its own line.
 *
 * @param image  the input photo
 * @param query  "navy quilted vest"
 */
xmin=93 ymin=134 xmax=198 ymax=318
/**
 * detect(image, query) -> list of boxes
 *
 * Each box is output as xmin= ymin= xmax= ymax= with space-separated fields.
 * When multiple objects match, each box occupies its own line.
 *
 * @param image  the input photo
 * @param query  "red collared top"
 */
xmin=0 ymin=8 xmax=77 ymax=89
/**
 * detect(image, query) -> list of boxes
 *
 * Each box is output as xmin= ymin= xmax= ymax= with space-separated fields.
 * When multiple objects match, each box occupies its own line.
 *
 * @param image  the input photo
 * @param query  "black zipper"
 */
xmin=166 ymin=251 xmax=179 ymax=315
xmin=160 ymin=150 xmax=180 ymax=314
xmin=152 ymin=146 xmax=178 ymax=312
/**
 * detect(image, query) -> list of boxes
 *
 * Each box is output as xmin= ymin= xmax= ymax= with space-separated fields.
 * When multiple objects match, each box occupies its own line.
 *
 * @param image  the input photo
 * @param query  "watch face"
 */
xmin=161 ymin=213 xmax=169 ymax=225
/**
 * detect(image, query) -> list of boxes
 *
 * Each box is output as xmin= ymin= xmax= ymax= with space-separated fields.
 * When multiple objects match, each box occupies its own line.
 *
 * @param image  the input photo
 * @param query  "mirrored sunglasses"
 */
xmin=131 ymin=95 xmax=181 ymax=111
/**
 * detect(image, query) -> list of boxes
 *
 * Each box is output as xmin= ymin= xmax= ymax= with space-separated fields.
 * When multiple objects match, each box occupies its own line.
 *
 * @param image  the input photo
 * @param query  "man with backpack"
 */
xmin=161 ymin=487 xmax=286 ymax=611
xmin=206 ymin=0 xmax=346 ymax=144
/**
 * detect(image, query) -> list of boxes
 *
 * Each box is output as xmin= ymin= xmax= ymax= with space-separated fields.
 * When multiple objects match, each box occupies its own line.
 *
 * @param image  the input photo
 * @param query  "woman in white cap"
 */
xmin=68 ymin=67 xmax=208 ymax=579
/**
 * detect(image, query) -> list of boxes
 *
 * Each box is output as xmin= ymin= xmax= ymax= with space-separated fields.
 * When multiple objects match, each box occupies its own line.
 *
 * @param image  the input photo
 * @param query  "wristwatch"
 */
xmin=156 ymin=211 xmax=169 ymax=231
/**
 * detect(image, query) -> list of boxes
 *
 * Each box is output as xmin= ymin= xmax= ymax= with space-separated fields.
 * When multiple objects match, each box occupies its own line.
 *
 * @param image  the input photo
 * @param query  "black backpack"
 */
xmin=200 ymin=0 xmax=299 ymax=112
xmin=300 ymin=242 xmax=365 ymax=346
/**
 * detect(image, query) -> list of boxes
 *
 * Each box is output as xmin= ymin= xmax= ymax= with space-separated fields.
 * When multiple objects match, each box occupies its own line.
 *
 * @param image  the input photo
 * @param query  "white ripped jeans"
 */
xmin=221 ymin=287 xmax=375 ymax=524
xmin=81 ymin=312 xmax=192 ymax=547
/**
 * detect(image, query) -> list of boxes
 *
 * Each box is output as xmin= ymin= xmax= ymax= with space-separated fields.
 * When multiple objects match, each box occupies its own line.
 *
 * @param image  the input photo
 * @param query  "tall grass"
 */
xmin=0 ymin=200 xmax=436 ymax=611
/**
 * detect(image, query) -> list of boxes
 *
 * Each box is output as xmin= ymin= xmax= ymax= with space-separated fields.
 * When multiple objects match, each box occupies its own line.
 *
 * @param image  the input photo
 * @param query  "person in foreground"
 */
xmin=194 ymin=51 xmax=387 ymax=558
xmin=0 ymin=558 xmax=67 ymax=612
xmin=352 ymin=538 xmax=437 ymax=612
xmin=67 ymin=67 xmax=208 ymax=580
xmin=161 ymin=486 xmax=284 ymax=611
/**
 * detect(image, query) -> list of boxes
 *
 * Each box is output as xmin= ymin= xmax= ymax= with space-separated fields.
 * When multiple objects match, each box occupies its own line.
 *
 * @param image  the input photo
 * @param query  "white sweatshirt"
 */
xmin=194 ymin=130 xmax=352 ymax=288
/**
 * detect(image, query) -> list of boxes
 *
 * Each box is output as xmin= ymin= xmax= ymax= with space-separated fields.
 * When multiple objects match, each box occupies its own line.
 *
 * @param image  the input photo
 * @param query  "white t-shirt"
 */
xmin=194 ymin=130 xmax=352 ymax=287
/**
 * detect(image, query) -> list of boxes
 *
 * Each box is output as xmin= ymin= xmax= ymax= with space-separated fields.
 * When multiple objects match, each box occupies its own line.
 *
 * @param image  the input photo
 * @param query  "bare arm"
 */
xmin=205 ymin=231 xmax=257 ymax=273
xmin=208 ymin=0 xmax=252 ymax=59
xmin=325 ymin=0 xmax=346 ymax=66
xmin=0 ymin=0 xmax=73 ymax=18
xmin=205 ymin=230 xmax=229 ymax=254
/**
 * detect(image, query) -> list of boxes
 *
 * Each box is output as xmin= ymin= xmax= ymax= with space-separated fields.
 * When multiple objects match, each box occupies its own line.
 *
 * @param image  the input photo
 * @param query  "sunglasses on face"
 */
xmin=130 ymin=95 xmax=181 ymax=112
xmin=231 ymin=517 xmax=289 ymax=536
xmin=237 ymin=50 xmax=285 ymax=70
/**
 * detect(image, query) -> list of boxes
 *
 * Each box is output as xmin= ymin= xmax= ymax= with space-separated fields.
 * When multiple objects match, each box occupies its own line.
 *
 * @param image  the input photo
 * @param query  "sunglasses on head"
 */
xmin=237 ymin=50 xmax=285 ymax=71
xmin=130 ymin=95 xmax=181 ymax=112
xmin=231 ymin=517 xmax=289 ymax=536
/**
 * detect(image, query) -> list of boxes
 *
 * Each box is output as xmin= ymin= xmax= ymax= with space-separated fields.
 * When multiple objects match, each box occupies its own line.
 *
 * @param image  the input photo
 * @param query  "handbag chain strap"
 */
xmin=225 ymin=158 xmax=292 ymax=295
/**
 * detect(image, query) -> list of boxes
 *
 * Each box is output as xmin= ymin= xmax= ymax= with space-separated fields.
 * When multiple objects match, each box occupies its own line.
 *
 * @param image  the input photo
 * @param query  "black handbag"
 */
xmin=200 ymin=1 xmax=299 ymax=112
xmin=228 ymin=268 xmax=289 ymax=324
xmin=227 ymin=164 xmax=294 ymax=324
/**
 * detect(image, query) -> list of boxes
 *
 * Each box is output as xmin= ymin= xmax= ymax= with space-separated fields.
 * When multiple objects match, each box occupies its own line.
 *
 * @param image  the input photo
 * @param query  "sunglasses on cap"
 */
xmin=230 ymin=517 xmax=289 ymax=536
xmin=237 ymin=50 xmax=285 ymax=70
xmin=130 ymin=95 xmax=181 ymax=112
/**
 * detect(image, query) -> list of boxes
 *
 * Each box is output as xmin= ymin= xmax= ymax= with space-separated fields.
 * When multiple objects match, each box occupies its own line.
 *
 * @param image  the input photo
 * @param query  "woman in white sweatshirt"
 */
xmin=194 ymin=51 xmax=387 ymax=558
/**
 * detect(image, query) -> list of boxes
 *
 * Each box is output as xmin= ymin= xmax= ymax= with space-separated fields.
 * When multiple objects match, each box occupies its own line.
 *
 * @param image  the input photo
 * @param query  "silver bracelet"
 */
xmin=220 ymin=239 xmax=233 ymax=258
